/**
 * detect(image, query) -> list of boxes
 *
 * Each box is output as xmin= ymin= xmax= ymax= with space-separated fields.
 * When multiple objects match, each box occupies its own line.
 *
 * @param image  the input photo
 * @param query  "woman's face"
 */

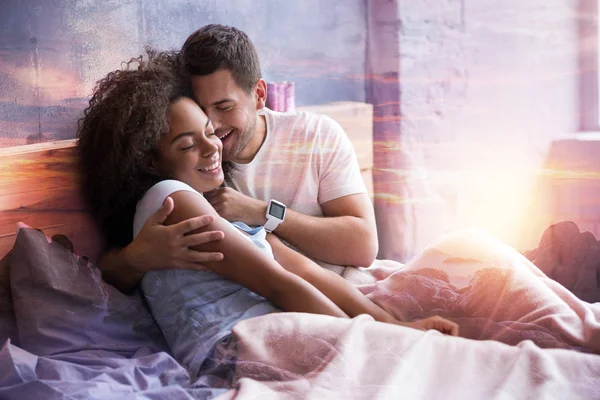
xmin=154 ymin=97 xmax=224 ymax=192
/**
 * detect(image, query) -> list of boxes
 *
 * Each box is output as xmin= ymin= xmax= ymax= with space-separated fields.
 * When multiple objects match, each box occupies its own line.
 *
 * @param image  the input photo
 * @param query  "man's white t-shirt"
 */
xmin=226 ymin=108 xmax=367 ymax=274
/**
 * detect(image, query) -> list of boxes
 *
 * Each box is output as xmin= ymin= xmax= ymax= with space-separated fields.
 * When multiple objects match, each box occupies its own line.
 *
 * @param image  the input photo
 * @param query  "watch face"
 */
xmin=269 ymin=202 xmax=286 ymax=219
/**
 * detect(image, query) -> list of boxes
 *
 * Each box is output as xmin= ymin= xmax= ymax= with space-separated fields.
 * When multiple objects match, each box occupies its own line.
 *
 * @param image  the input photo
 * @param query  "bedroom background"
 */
xmin=0 ymin=0 xmax=597 ymax=264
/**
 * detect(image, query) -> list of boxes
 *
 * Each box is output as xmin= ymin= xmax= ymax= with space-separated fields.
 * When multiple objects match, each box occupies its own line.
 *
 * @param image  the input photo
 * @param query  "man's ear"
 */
xmin=254 ymin=78 xmax=267 ymax=110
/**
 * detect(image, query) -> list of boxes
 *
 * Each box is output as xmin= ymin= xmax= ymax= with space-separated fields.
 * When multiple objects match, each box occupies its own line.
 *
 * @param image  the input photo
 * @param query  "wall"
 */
xmin=0 ymin=0 xmax=367 ymax=147
xmin=1 ymin=0 xmax=590 ymax=258
xmin=369 ymin=0 xmax=581 ymax=259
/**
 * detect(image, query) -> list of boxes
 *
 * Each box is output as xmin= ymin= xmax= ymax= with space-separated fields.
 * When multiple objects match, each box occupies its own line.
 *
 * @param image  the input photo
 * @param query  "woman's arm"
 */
xmin=98 ymin=197 xmax=225 ymax=293
xmin=165 ymin=190 xmax=348 ymax=319
xmin=267 ymin=235 xmax=460 ymax=336
xmin=266 ymin=234 xmax=398 ymax=324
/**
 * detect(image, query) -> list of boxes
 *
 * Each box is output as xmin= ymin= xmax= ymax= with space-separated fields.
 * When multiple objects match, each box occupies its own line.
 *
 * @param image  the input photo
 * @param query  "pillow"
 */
xmin=0 ymin=250 xmax=18 ymax=345
xmin=9 ymin=226 xmax=168 ymax=357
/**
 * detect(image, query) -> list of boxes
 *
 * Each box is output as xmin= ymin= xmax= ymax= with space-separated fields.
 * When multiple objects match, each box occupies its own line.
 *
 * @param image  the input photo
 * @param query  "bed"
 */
xmin=1 ymin=104 xmax=600 ymax=399
xmin=0 ymin=102 xmax=374 ymax=262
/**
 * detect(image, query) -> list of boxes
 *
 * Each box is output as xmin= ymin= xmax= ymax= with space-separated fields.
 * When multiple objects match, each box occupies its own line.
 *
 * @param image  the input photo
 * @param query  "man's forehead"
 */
xmin=191 ymin=70 xmax=235 ymax=87
xmin=191 ymin=73 xmax=239 ymax=101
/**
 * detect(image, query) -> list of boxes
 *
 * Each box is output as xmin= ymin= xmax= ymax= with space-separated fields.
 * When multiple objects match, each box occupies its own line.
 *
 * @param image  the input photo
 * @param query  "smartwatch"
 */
xmin=264 ymin=199 xmax=287 ymax=232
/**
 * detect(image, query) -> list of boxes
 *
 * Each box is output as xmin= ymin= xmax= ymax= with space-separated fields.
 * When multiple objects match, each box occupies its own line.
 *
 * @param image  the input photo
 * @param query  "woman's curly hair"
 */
xmin=77 ymin=48 xmax=192 ymax=248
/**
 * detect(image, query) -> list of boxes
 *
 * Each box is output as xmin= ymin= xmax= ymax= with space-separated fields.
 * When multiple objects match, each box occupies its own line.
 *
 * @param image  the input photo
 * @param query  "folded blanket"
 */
xmin=360 ymin=229 xmax=600 ymax=352
xmin=220 ymin=313 xmax=600 ymax=400
xmin=215 ymin=229 xmax=600 ymax=399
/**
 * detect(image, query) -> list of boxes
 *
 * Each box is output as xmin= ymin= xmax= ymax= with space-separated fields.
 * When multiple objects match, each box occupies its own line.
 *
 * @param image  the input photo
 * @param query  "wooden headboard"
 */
xmin=0 ymin=102 xmax=374 ymax=261
xmin=0 ymin=139 xmax=105 ymax=261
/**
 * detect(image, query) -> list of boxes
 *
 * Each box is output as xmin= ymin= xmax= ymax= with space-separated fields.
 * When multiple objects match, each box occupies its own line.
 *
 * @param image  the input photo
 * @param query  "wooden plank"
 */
xmin=0 ymin=146 xmax=79 ymax=197
xmin=0 ymin=186 xmax=85 ymax=212
xmin=0 ymin=210 xmax=94 ymax=236
xmin=0 ymin=144 xmax=77 ymax=170
xmin=0 ymin=139 xmax=77 ymax=157
xmin=0 ymin=177 xmax=76 ymax=199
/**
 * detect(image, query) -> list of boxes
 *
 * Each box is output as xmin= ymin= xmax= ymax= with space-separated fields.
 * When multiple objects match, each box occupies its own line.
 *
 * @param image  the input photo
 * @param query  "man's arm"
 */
xmin=99 ymin=197 xmax=225 ymax=293
xmin=99 ymin=248 xmax=145 ymax=294
xmin=207 ymin=188 xmax=378 ymax=267
xmin=274 ymin=193 xmax=378 ymax=267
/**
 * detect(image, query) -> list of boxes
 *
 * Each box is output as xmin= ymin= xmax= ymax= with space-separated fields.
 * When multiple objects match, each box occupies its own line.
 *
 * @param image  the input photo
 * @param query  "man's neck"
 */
xmin=233 ymin=113 xmax=267 ymax=164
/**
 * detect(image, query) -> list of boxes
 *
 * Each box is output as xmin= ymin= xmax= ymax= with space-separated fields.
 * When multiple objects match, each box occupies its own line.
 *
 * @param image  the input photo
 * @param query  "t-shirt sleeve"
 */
xmin=316 ymin=116 xmax=368 ymax=204
xmin=132 ymin=180 xmax=201 ymax=239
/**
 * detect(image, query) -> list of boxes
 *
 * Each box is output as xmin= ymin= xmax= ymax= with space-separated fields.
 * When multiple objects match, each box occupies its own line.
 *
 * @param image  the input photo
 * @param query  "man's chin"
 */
xmin=221 ymin=152 xmax=235 ymax=163
xmin=223 ymin=145 xmax=245 ymax=163
xmin=221 ymin=140 xmax=239 ymax=162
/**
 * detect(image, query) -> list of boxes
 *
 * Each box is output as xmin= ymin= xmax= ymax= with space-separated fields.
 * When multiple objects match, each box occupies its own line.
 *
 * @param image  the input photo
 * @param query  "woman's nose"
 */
xmin=200 ymin=137 xmax=218 ymax=158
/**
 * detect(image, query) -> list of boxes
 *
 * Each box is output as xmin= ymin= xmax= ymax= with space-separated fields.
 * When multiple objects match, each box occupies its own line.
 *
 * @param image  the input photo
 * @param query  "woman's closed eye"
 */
xmin=180 ymin=142 xmax=196 ymax=151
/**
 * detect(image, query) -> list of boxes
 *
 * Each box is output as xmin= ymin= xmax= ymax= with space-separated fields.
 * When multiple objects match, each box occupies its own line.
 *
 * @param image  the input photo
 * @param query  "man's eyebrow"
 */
xmin=171 ymin=132 xmax=194 ymax=143
xmin=212 ymin=99 xmax=234 ymax=107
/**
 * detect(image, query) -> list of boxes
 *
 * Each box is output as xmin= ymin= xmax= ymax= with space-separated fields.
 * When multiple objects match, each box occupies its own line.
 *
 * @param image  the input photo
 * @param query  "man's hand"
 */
xmin=204 ymin=187 xmax=267 ymax=225
xmin=400 ymin=316 xmax=459 ymax=336
xmin=123 ymin=196 xmax=225 ymax=272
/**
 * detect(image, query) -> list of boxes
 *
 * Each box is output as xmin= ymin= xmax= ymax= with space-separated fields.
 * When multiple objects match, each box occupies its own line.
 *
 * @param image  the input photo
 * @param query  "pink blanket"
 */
xmin=219 ymin=229 xmax=600 ymax=399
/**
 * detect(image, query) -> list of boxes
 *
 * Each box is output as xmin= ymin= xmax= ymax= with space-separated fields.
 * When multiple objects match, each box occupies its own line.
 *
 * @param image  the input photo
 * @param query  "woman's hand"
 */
xmin=124 ymin=196 xmax=226 ymax=272
xmin=396 ymin=316 xmax=459 ymax=336
xmin=99 ymin=196 xmax=226 ymax=293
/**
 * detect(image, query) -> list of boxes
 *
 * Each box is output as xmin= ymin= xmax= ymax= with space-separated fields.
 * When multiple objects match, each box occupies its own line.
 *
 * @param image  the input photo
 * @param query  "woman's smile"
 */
xmin=198 ymin=163 xmax=222 ymax=176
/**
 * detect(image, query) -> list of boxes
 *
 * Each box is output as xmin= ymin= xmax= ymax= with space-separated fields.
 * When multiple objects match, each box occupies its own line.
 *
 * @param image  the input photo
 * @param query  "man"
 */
xmin=100 ymin=24 xmax=378 ymax=293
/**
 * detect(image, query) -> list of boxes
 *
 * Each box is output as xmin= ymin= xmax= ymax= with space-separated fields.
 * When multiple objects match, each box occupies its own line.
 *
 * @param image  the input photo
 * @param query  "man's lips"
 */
xmin=217 ymin=130 xmax=232 ymax=140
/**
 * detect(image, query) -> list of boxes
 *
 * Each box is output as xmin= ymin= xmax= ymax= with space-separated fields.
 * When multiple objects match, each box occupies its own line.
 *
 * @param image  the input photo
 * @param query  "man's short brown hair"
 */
xmin=181 ymin=24 xmax=262 ymax=93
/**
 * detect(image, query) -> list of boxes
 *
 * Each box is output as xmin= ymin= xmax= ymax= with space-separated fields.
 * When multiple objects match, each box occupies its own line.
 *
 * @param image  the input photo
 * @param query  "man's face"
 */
xmin=191 ymin=69 xmax=259 ymax=163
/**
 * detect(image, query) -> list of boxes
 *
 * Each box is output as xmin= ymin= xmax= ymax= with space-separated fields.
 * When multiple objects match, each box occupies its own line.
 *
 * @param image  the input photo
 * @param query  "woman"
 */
xmin=77 ymin=49 xmax=457 ymax=387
